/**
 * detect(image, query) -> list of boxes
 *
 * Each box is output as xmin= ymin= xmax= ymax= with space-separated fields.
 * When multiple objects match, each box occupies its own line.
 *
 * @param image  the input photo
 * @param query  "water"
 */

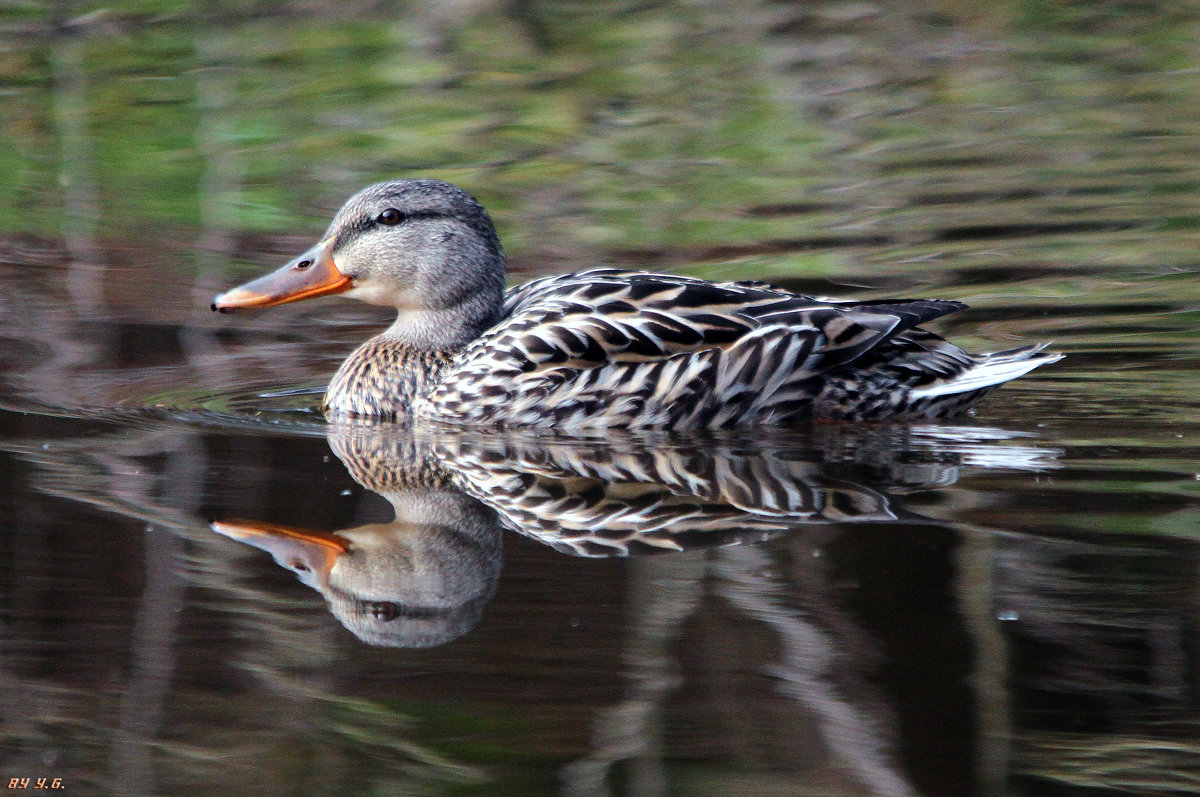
xmin=2 ymin=3 xmax=1200 ymax=796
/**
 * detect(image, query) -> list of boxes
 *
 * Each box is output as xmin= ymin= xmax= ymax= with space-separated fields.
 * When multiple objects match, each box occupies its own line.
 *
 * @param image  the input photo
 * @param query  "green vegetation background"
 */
xmin=4 ymin=0 xmax=1197 ymax=277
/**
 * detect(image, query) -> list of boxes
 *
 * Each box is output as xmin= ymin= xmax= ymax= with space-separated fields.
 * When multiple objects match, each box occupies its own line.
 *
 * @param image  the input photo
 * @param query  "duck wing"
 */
xmin=421 ymin=269 xmax=965 ymax=428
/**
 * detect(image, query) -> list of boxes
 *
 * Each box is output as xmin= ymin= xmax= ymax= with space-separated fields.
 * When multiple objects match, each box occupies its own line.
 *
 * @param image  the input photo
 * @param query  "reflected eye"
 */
xmin=377 ymin=208 xmax=404 ymax=226
xmin=369 ymin=602 xmax=400 ymax=621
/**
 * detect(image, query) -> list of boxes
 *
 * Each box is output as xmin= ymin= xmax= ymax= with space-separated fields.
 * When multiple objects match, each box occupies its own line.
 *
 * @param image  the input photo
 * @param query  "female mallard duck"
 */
xmin=213 ymin=179 xmax=1060 ymax=428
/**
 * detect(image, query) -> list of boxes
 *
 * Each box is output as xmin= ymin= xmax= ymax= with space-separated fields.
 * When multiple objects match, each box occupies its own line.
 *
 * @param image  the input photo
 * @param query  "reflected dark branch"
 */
xmin=109 ymin=525 xmax=187 ymax=797
xmin=561 ymin=555 xmax=705 ymax=797
xmin=108 ymin=430 xmax=204 ymax=795
xmin=714 ymin=545 xmax=917 ymax=797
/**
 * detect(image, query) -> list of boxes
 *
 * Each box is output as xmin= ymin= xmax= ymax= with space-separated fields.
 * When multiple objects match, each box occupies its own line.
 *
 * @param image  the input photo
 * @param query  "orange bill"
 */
xmin=212 ymin=518 xmax=350 ymax=589
xmin=212 ymin=238 xmax=350 ymax=311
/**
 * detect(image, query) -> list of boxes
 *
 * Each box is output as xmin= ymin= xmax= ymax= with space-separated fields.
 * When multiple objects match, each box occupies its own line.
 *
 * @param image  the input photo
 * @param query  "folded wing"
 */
xmin=421 ymin=269 xmax=970 ymax=428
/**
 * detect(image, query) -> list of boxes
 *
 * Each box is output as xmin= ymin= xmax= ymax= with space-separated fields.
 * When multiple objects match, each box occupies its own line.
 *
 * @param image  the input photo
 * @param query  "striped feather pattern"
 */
xmin=325 ymin=337 xmax=455 ymax=420
xmin=434 ymin=432 xmax=906 ymax=557
xmin=414 ymin=268 xmax=1042 ymax=427
xmin=319 ymin=422 xmax=1055 ymax=561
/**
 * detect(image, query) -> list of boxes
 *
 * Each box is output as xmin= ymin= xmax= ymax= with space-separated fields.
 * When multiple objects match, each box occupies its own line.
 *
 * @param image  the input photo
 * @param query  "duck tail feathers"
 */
xmin=908 ymin=344 xmax=1062 ymax=399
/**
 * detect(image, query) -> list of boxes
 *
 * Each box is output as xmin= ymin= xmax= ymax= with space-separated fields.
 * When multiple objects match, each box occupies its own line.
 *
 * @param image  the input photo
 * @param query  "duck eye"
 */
xmin=377 ymin=208 xmax=404 ymax=226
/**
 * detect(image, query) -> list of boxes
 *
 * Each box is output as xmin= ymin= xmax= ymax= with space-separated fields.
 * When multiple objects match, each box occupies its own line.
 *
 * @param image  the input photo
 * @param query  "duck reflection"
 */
xmin=213 ymin=421 xmax=1058 ymax=648
xmin=214 ymin=433 xmax=503 ymax=648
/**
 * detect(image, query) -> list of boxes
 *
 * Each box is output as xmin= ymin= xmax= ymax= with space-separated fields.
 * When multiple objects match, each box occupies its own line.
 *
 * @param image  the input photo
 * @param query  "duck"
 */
xmin=208 ymin=417 xmax=927 ymax=646
xmin=212 ymin=429 xmax=504 ymax=649
xmin=213 ymin=179 xmax=1061 ymax=428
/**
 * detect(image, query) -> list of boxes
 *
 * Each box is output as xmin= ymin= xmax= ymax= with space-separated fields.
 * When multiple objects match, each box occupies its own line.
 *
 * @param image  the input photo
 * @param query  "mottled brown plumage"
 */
xmin=214 ymin=179 xmax=1061 ymax=427
xmin=324 ymin=336 xmax=455 ymax=420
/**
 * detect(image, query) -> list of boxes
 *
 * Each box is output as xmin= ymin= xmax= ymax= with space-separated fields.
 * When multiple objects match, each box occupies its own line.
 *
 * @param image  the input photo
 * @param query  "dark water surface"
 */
xmin=3 ymin=3 xmax=1200 ymax=796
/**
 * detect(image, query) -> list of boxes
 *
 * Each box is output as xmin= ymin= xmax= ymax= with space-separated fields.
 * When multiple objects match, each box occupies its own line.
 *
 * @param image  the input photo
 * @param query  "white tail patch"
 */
xmin=909 ymin=346 xmax=1063 ymax=399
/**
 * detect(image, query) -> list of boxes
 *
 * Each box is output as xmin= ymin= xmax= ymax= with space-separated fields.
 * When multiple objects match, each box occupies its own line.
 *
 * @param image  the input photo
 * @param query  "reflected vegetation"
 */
xmin=3 ymin=410 xmax=1196 ymax=795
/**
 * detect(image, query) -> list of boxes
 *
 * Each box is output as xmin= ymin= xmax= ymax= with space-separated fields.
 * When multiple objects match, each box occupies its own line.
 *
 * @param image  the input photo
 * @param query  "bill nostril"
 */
xmin=296 ymin=260 xmax=313 ymax=270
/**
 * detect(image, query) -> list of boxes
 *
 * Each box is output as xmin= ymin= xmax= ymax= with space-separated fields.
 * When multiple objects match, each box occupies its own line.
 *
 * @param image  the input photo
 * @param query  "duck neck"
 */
xmin=382 ymin=302 xmax=498 ymax=352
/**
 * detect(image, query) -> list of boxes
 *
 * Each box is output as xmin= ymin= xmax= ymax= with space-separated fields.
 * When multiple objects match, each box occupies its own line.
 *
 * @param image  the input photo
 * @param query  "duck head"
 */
xmin=212 ymin=515 xmax=502 ymax=648
xmin=213 ymin=179 xmax=508 ymax=348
